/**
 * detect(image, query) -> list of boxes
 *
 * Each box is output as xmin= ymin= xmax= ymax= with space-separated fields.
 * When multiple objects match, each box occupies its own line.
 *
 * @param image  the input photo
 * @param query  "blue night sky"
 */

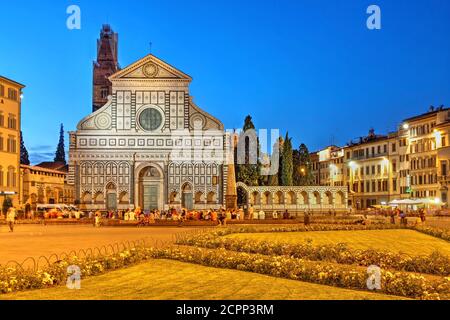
xmin=1 ymin=0 xmax=449 ymax=164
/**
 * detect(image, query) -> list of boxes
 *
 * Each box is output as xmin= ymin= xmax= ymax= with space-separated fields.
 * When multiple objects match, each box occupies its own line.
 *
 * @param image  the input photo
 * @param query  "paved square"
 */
xmin=0 ymin=224 xmax=194 ymax=264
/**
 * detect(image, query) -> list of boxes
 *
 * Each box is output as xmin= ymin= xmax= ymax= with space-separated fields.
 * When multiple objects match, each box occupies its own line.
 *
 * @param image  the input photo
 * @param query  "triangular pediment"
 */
xmin=109 ymin=54 xmax=192 ymax=81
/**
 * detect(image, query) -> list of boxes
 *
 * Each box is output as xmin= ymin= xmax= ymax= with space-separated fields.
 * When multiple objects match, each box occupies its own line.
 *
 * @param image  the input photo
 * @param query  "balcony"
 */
xmin=439 ymin=175 xmax=450 ymax=184
xmin=349 ymin=152 xmax=388 ymax=161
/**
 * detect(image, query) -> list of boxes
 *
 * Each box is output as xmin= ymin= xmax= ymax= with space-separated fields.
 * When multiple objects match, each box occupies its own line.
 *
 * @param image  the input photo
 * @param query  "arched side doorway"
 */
xmin=181 ymin=183 xmax=193 ymax=210
xmin=106 ymin=182 xmax=117 ymax=211
xmin=137 ymin=164 xmax=164 ymax=212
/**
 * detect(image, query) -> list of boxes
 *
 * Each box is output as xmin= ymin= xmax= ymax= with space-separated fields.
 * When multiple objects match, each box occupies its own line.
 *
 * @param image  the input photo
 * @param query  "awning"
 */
xmin=389 ymin=199 xmax=422 ymax=205
xmin=389 ymin=198 xmax=445 ymax=206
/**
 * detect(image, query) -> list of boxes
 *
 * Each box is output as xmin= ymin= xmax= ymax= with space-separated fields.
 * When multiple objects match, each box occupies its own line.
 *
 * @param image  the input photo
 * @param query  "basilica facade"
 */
xmin=68 ymin=26 xmax=231 ymax=212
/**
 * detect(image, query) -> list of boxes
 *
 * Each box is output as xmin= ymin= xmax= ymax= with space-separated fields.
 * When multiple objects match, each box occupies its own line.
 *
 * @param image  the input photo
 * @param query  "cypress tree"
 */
xmin=236 ymin=115 xmax=260 ymax=186
xmin=54 ymin=124 xmax=66 ymax=164
xmin=20 ymin=131 xmax=30 ymax=165
xmin=281 ymin=132 xmax=293 ymax=186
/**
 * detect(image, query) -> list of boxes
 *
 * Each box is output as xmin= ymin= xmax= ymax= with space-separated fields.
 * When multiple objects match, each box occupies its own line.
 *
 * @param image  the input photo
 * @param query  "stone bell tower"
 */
xmin=225 ymin=132 xmax=238 ymax=210
xmin=92 ymin=24 xmax=120 ymax=113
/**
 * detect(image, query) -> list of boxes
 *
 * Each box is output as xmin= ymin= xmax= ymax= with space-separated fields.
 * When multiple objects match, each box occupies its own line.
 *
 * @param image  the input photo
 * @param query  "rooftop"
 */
xmin=346 ymin=129 xmax=388 ymax=147
xmin=34 ymin=161 xmax=68 ymax=172
xmin=402 ymin=106 xmax=449 ymax=123
xmin=0 ymin=75 xmax=25 ymax=89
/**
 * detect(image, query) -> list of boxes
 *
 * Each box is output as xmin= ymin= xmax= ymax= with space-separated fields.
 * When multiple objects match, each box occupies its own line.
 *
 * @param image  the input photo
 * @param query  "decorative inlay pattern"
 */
xmin=142 ymin=62 xmax=159 ymax=78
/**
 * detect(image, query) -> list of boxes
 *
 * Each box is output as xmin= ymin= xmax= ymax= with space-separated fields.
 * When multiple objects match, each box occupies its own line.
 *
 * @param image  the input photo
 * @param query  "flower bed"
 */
xmin=2 ymin=243 xmax=449 ymax=299
xmin=151 ymin=246 xmax=450 ymax=300
xmin=0 ymin=247 xmax=154 ymax=294
xmin=181 ymin=224 xmax=403 ymax=239
xmin=2 ymin=223 xmax=448 ymax=298
xmin=310 ymin=216 xmax=388 ymax=225
xmin=177 ymin=234 xmax=450 ymax=276
xmin=414 ymin=226 xmax=450 ymax=242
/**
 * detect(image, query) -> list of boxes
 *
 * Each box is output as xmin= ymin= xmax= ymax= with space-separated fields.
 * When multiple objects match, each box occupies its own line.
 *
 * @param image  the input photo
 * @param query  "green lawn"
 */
xmin=226 ymin=229 xmax=450 ymax=257
xmin=2 ymin=259 xmax=406 ymax=300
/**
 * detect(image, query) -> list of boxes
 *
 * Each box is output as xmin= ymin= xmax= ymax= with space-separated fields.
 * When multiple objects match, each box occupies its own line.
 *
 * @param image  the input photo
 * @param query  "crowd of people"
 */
xmin=88 ymin=205 xmax=297 ymax=227
xmin=386 ymin=207 xmax=427 ymax=226
xmin=2 ymin=202 xmax=433 ymax=231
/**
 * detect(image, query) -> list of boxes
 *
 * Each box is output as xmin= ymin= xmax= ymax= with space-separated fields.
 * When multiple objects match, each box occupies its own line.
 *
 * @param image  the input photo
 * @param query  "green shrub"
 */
xmin=2 ymin=197 xmax=13 ymax=214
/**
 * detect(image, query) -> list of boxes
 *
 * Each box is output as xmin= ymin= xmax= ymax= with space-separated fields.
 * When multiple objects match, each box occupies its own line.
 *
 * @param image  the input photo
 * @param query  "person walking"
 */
xmin=94 ymin=210 xmax=101 ymax=227
xmin=272 ymin=210 xmax=278 ymax=220
xmin=178 ymin=209 xmax=186 ymax=227
xmin=253 ymin=208 xmax=259 ymax=220
xmin=226 ymin=209 xmax=232 ymax=221
xmin=248 ymin=205 xmax=254 ymax=220
xmin=399 ymin=210 xmax=407 ymax=226
xmin=238 ymin=207 xmax=244 ymax=220
xmin=6 ymin=207 xmax=16 ymax=232
xmin=304 ymin=211 xmax=311 ymax=226
xmin=258 ymin=210 xmax=265 ymax=220
xmin=419 ymin=209 xmax=426 ymax=223
xmin=390 ymin=211 xmax=396 ymax=224
xmin=218 ymin=211 xmax=226 ymax=226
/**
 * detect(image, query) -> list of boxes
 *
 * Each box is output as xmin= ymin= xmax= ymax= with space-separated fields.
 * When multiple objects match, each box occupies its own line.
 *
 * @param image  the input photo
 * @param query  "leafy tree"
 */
xmin=2 ymin=197 xmax=13 ymax=214
xmin=54 ymin=124 xmax=66 ymax=164
xmin=281 ymin=132 xmax=293 ymax=186
xmin=20 ymin=131 xmax=30 ymax=165
xmin=293 ymin=143 xmax=314 ymax=185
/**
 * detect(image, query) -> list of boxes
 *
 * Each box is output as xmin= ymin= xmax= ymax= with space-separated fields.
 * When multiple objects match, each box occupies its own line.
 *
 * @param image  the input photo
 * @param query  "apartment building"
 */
xmin=313 ymin=146 xmax=345 ymax=187
xmin=311 ymin=106 xmax=450 ymax=209
xmin=344 ymin=130 xmax=400 ymax=209
xmin=0 ymin=76 xmax=24 ymax=208
xmin=400 ymin=106 xmax=450 ymax=204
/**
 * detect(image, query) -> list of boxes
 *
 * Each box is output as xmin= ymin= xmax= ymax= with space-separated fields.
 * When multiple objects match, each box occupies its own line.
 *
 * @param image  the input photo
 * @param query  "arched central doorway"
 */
xmin=181 ymin=183 xmax=193 ymax=210
xmin=138 ymin=165 xmax=164 ymax=212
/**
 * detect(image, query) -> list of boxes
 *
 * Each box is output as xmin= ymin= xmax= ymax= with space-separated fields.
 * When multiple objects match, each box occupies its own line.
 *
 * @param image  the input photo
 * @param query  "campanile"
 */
xmin=92 ymin=24 xmax=120 ymax=113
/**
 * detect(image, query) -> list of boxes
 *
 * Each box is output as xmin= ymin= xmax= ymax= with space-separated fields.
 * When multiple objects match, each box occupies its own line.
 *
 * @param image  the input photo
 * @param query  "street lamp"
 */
xmin=348 ymin=162 xmax=357 ymax=209
xmin=329 ymin=164 xmax=337 ymax=186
